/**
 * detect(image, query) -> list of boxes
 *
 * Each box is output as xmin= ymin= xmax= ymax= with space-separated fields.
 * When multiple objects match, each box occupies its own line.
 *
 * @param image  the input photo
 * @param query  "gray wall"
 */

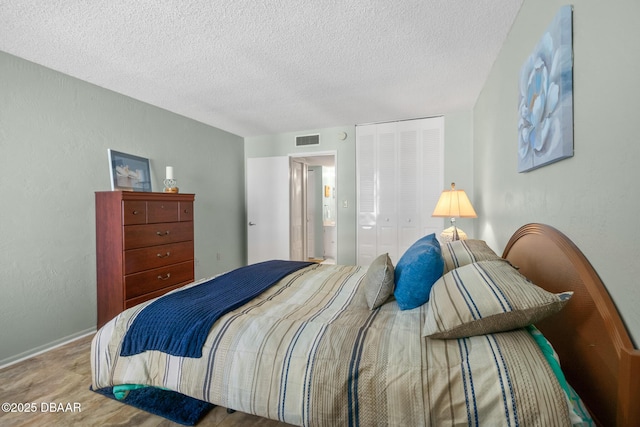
xmin=0 ymin=51 xmax=246 ymax=365
xmin=474 ymin=0 xmax=640 ymax=345
xmin=443 ymin=111 xmax=475 ymax=238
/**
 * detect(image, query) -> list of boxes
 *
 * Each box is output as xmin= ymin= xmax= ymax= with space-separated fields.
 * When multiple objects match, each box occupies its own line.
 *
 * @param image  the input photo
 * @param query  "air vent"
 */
xmin=295 ymin=134 xmax=320 ymax=146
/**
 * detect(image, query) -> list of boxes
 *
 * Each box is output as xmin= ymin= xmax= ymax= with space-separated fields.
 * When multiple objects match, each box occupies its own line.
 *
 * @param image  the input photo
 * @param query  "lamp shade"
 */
xmin=432 ymin=183 xmax=477 ymax=218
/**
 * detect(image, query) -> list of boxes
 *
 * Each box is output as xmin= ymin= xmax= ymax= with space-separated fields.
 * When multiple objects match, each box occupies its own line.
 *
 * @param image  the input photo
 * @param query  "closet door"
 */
xmin=396 ymin=120 xmax=421 ymax=259
xmin=376 ymin=123 xmax=399 ymax=261
xmin=355 ymin=125 xmax=377 ymax=266
xmin=397 ymin=118 xmax=445 ymax=256
xmin=356 ymin=117 xmax=444 ymax=265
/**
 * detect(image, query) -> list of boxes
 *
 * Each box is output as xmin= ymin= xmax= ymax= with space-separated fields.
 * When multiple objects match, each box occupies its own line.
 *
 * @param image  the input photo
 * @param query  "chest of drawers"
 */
xmin=95 ymin=191 xmax=195 ymax=328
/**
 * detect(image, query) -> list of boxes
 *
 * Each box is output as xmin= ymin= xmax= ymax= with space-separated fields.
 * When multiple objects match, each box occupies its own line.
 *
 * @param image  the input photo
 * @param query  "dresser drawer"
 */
xmin=122 ymin=201 xmax=147 ymax=225
xmin=124 ymin=241 xmax=194 ymax=274
xmin=124 ymin=222 xmax=193 ymax=250
xmin=179 ymin=201 xmax=194 ymax=222
xmin=125 ymin=260 xmax=194 ymax=300
xmin=147 ymin=201 xmax=179 ymax=223
xmin=125 ymin=283 xmax=185 ymax=309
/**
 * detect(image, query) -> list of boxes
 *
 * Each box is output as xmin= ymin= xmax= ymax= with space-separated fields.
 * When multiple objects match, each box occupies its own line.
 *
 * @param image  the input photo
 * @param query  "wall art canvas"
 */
xmin=518 ymin=5 xmax=573 ymax=173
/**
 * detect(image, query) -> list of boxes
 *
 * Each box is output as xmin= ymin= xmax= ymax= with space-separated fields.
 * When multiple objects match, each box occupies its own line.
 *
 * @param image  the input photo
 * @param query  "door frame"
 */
xmin=289 ymin=151 xmax=338 ymax=263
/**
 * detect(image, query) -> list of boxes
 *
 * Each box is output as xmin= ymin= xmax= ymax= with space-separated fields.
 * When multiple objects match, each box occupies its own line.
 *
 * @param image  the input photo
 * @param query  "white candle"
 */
xmin=166 ymin=166 xmax=174 ymax=180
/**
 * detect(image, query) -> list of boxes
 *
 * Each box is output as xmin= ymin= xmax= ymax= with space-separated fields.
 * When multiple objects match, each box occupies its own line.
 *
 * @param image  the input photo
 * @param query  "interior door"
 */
xmin=247 ymin=156 xmax=290 ymax=264
xmin=307 ymin=168 xmax=317 ymax=258
xmin=289 ymin=158 xmax=307 ymax=261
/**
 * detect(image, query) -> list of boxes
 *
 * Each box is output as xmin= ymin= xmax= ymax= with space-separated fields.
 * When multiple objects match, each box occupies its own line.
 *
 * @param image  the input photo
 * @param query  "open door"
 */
xmin=246 ymin=156 xmax=290 ymax=264
xmin=289 ymin=158 xmax=307 ymax=261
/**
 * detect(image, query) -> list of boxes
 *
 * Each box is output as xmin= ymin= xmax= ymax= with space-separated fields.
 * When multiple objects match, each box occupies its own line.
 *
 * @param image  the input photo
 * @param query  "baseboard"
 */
xmin=0 ymin=327 xmax=96 ymax=370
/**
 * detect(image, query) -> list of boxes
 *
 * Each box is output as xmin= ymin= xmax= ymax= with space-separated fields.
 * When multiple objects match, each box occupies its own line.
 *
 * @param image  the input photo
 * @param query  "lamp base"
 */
xmin=439 ymin=226 xmax=468 ymax=243
xmin=163 ymin=178 xmax=179 ymax=193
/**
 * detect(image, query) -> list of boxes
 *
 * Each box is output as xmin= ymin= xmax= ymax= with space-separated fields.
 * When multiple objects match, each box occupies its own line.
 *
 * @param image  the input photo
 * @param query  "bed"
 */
xmin=91 ymin=223 xmax=640 ymax=426
xmin=501 ymin=224 xmax=640 ymax=427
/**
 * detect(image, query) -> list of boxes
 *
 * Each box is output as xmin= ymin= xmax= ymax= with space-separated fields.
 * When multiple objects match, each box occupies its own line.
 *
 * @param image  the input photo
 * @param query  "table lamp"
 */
xmin=432 ymin=182 xmax=477 ymax=241
xmin=163 ymin=166 xmax=179 ymax=193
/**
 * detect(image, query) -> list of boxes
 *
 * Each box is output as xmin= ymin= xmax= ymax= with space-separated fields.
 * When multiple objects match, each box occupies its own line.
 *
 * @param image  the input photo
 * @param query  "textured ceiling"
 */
xmin=0 ymin=1 xmax=522 ymax=137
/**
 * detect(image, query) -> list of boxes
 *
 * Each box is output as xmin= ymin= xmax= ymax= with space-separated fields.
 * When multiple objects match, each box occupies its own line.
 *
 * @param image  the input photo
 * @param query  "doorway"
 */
xmin=290 ymin=153 xmax=337 ymax=264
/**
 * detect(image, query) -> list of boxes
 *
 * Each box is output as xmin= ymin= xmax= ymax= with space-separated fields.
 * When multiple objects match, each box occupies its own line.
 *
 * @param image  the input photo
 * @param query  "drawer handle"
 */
xmin=157 ymin=252 xmax=171 ymax=258
xmin=133 ymin=210 xmax=140 ymax=215
xmin=156 ymin=230 xmax=171 ymax=236
xmin=158 ymin=273 xmax=171 ymax=281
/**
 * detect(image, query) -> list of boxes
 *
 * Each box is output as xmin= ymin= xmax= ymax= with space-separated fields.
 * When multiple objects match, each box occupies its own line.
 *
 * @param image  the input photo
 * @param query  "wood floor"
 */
xmin=0 ymin=334 xmax=294 ymax=427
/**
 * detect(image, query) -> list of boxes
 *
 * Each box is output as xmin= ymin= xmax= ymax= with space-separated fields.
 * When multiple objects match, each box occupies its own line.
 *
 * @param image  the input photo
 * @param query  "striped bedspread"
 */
xmin=92 ymin=263 xmax=572 ymax=426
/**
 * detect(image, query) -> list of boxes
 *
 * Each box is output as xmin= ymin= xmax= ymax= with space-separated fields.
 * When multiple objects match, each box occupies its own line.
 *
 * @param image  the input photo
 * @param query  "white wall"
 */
xmin=0 ymin=51 xmax=246 ymax=365
xmin=474 ymin=0 xmax=640 ymax=345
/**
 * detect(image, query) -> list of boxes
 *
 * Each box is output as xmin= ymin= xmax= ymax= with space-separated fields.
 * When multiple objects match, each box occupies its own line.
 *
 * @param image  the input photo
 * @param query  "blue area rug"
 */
xmin=91 ymin=386 xmax=214 ymax=426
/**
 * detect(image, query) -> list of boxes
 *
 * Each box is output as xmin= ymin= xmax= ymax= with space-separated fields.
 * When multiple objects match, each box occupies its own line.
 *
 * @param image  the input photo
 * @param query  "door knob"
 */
xmin=248 ymin=221 xmax=256 ymax=226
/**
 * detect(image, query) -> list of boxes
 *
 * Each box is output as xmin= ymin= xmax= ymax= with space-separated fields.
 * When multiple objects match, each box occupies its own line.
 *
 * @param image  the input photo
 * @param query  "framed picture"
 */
xmin=517 ymin=5 xmax=574 ymax=172
xmin=108 ymin=149 xmax=152 ymax=192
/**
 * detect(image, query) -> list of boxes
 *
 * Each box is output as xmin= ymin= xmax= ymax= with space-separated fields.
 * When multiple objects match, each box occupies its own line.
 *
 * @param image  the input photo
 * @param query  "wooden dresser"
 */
xmin=95 ymin=191 xmax=195 ymax=328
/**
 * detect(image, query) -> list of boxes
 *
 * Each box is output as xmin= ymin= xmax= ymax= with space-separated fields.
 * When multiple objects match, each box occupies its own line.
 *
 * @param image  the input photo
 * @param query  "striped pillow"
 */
xmin=441 ymin=239 xmax=502 ymax=273
xmin=423 ymin=260 xmax=572 ymax=339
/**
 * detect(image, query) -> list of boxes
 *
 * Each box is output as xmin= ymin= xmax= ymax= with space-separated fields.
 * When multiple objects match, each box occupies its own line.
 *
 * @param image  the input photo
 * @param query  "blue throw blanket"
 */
xmin=120 ymin=260 xmax=314 ymax=358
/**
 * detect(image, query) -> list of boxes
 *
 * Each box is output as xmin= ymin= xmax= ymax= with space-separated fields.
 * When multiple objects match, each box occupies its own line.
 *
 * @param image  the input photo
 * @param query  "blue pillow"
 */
xmin=393 ymin=233 xmax=444 ymax=310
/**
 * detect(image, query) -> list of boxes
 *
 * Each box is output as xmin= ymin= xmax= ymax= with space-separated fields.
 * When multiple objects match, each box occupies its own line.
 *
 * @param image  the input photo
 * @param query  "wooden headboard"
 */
xmin=502 ymin=223 xmax=640 ymax=427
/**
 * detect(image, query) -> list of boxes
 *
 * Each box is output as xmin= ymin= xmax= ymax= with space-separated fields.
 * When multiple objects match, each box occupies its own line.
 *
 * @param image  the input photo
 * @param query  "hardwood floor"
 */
xmin=0 ymin=334 xmax=293 ymax=427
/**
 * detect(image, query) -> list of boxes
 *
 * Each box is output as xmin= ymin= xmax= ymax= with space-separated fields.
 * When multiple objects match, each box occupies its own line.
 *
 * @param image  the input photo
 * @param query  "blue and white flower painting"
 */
xmin=518 ymin=5 xmax=573 ymax=172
